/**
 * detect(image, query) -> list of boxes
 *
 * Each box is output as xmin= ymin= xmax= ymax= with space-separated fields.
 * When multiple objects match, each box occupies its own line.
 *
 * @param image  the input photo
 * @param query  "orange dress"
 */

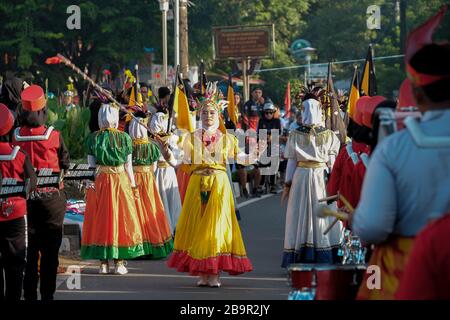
xmin=132 ymin=140 xmax=173 ymax=258
xmin=81 ymin=129 xmax=146 ymax=260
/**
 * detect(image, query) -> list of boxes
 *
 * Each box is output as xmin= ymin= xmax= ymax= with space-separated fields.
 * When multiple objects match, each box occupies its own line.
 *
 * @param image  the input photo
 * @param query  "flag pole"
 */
xmin=167 ymin=65 xmax=180 ymax=133
xmin=54 ymin=54 xmax=157 ymax=142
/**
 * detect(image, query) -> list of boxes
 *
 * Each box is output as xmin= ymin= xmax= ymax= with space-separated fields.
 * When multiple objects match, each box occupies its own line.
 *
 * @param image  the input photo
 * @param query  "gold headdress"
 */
xmin=196 ymin=81 xmax=228 ymax=112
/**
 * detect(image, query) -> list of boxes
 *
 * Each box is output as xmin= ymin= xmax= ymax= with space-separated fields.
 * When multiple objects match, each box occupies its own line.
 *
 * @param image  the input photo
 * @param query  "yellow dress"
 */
xmin=167 ymin=129 xmax=253 ymax=275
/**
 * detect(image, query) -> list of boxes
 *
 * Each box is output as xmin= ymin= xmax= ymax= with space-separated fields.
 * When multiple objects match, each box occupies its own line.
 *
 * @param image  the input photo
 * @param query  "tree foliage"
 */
xmin=0 ymin=0 xmax=448 ymax=104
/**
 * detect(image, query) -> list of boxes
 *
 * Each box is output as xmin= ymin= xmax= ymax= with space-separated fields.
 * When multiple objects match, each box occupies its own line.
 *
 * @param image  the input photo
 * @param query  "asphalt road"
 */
xmin=55 ymin=193 xmax=291 ymax=300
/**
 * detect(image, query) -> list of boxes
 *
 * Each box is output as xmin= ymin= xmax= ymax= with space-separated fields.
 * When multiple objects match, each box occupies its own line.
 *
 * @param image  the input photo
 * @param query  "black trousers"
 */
xmin=0 ymin=216 xmax=26 ymax=301
xmin=23 ymin=192 xmax=66 ymax=301
xmin=260 ymin=174 xmax=276 ymax=186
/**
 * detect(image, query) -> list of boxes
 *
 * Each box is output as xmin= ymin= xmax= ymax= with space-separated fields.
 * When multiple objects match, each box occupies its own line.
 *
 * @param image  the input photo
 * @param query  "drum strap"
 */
xmin=346 ymin=141 xmax=359 ymax=165
xmin=360 ymin=153 xmax=370 ymax=168
xmin=405 ymin=117 xmax=450 ymax=148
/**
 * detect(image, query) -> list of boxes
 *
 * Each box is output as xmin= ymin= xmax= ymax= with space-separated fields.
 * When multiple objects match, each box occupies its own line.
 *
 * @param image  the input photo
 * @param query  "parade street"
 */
xmin=55 ymin=193 xmax=289 ymax=300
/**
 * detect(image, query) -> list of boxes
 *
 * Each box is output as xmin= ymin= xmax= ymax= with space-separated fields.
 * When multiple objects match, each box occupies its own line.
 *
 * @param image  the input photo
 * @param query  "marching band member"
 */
xmin=149 ymin=87 xmax=182 ymax=234
xmin=351 ymin=6 xmax=450 ymax=299
xmin=13 ymin=85 xmax=70 ymax=300
xmin=0 ymin=104 xmax=36 ymax=301
xmin=167 ymin=83 xmax=254 ymax=287
xmin=128 ymin=116 xmax=174 ymax=259
xmin=326 ymin=96 xmax=383 ymax=213
xmin=281 ymin=97 xmax=341 ymax=267
xmin=81 ymin=104 xmax=147 ymax=274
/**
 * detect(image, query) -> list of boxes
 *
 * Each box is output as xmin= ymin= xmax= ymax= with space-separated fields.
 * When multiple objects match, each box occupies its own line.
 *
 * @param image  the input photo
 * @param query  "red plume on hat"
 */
xmin=354 ymin=96 xmax=370 ymax=126
xmin=397 ymin=78 xmax=416 ymax=110
xmin=0 ymin=103 xmax=14 ymax=136
xmin=405 ymin=5 xmax=448 ymax=86
xmin=362 ymin=96 xmax=386 ymax=129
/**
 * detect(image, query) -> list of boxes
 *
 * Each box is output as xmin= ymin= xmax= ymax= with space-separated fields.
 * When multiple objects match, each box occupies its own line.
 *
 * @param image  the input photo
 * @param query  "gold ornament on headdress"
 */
xmin=196 ymin=81 xmax=228 ymax=112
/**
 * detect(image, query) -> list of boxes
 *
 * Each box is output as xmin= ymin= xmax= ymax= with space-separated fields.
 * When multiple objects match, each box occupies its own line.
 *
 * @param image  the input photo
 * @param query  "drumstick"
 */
xmin=318 ymin=194 xmax=339 ymax=203
xmin=323 ymin=218 xmax=339 ymax=235
xmin=339 ymin=194 xmax=354 ymax=213
xmin=315 ymin=204 xmax=349 ymax=221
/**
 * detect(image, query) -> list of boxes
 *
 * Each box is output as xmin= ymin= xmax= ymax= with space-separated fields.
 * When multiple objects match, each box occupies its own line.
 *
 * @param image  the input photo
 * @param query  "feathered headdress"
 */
xmin=195 ymin=81 xmax=228 ymax=112
xmin=301 ymin=84 xmax=326 ymax=102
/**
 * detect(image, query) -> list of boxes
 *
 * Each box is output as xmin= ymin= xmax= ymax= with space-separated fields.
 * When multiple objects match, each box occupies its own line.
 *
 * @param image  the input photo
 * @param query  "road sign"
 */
xmin=212 ymin=24 xmax=275 ymax=60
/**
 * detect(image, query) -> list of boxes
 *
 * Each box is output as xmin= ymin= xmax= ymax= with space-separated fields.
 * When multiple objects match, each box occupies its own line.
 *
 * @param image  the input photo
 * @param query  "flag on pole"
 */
xmin=347 ymin=66 xmax=360 ymax=119
xmin=326 ymin=63 xmax=347 ymax=143
xmin=218 ymin=113 xmax=227 ymax=134
xmin=128 ymin=86 xmax=143 ymax=107
xmin=324 ymin=63 xmax=333 ymax=128
xmin=360 ymin=45 xmax=377 ymax=96
xmin=174 ymin=67 xmax=194 ymax=132
xmin=227 ymin=74 xmax=238 ymax=126
xmin=284 ymin=81 xmax=291 ymax=117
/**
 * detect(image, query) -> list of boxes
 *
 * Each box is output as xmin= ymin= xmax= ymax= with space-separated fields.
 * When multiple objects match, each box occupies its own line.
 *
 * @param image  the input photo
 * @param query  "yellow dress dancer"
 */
xmin=128 ymin=117 xmax=174 ymax=259
xmin=167 ymin=83 xmax=254 ymax=287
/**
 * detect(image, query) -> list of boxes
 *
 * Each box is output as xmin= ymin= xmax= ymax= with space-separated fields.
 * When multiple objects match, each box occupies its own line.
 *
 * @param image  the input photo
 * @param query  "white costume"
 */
xmin=149 ymin=111 xmax=182 ymax=234
xmin=282 ymin=99 xmax=342 ymax=267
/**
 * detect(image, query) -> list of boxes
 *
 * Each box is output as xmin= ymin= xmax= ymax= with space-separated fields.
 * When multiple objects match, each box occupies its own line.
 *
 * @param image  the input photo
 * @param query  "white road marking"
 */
xmin=236 ymin=190 xmax=282 ymax=209
xmin=70 ymin=273 xmax=287 ymax=281
xmin=57 ymin=290 xmax=140 ymax=294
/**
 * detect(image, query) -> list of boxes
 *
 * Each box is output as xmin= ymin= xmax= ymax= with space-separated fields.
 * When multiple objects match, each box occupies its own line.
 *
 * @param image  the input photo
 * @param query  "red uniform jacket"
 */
xmin=0 ymin=143 xmax=36 ymax=221
xmin=12 ymin=126 xmax=69 ymax=173
xmin=327 ymin=141 xmax=370 ymax=210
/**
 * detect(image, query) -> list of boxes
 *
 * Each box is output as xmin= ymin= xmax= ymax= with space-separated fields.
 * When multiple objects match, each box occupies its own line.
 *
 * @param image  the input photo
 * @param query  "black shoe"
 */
xmin=242 ymin=188 xmax=249 ymax=199
xmin=270 ymin=186 xmax=277 ymax=194
xmin=252 ymin=189 xmax=261 ymax=198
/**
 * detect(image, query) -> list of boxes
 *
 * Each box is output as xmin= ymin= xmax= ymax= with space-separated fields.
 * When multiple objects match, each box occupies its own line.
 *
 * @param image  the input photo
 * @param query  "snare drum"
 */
xmin=288 ymin=263 xmax=367 ymax=300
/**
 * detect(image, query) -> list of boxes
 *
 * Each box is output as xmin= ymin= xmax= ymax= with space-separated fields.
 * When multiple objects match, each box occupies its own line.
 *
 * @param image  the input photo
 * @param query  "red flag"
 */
xmin=45 ymin=56 xmax=63 ymax=64
xmin=284 ymin=82 xmax=291 ymax=117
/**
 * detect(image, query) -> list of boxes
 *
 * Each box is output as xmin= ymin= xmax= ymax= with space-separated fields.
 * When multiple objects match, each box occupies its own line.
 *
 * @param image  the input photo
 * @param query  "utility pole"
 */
xmin=159 ymin=0 xmax=169 ymax=85
xmin=242 ymin=59 xmax=249 ymax=102
xmin=174 ymin=0 xmax=180 ymax=68
xmin=179 ymin=0 xmax=189 ymax=78
xmin=399 ymin=0 xmax=407 ymax=54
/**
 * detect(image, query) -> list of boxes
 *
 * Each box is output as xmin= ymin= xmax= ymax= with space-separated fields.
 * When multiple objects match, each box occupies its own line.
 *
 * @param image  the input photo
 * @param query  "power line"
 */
xmin=255 ymin=54 xmax=405 ymax=73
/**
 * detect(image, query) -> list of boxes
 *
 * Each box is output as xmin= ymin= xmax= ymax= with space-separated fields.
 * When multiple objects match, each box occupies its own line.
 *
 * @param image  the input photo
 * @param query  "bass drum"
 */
xmin=288 ymin=263 xmax=367 ymax=300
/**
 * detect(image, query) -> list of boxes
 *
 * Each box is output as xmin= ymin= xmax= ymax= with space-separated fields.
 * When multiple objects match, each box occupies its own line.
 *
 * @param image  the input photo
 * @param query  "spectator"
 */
xmin=257 ymin=100 xmax=282 ymax=194
xmin=282 ymin=106 xmax=298 ymax=132
xmin=288 ymin=110 xmax=303 ymax=131
xmin=242 ymin=87 xmax=265 ymax=131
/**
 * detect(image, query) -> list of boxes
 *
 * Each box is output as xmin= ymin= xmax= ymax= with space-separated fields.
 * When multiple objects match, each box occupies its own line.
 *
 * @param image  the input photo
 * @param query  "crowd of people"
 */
xmin=0 ymin=6 xmax=449 ymax=301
